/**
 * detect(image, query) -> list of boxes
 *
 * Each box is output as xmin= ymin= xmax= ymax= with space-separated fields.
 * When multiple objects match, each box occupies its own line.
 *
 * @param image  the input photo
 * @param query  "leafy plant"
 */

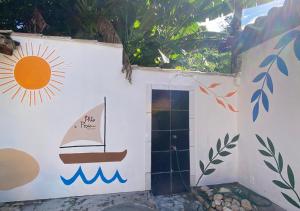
xmin=0 ymin=0 xmax=275 ymax=74
xmin=196 ymin=133 xmax=239 ymax=186
xmin=256 ymin=134 xmax=300 ymax=208
xmin=251 ymin=30 xmax=300 ymax=122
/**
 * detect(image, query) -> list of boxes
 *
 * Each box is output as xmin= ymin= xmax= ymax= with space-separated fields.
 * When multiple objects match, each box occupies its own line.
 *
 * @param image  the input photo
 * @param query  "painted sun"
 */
xmin=0 ymin=43 xmax=65 ymax=106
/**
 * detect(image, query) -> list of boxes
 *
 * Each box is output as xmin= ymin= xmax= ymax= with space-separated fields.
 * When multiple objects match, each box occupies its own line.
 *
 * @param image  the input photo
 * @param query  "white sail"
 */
xmin=60 ymin=104 xmax=104 ymax=146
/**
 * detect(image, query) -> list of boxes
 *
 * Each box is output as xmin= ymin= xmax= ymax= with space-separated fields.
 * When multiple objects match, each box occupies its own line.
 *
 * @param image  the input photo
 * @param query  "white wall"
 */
xmin=3 ymin=27 xmax=298 ymax=210
xmin=0 ymin=33 xmax=238 ymax=202
xmin=238 ymin=26 xmax=300 ymax=210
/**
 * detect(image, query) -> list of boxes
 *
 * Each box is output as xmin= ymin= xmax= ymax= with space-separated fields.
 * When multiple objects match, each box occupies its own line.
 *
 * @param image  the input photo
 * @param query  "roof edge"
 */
xmin=10 ymin=32 xmax=123 ymax=49
xmin=235 ymin=0 xmax=300 ymax=54
xmin=133 ymin=65 xmax=238 ymax=78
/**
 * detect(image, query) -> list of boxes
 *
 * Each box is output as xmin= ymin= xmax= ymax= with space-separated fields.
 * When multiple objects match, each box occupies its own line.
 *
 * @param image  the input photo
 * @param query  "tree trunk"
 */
xmin=31 ymin=8 xmax=48 ymax=33
xmin=230 ymin=0 xmax=242 ymax=73
xmin=230 ymin=0 xmax=242 ymax=36
xmin=96 ymin=16 xmax=132 ymax=82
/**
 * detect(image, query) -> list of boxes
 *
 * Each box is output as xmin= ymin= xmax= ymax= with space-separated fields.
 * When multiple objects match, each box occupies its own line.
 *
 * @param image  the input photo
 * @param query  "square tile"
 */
xmin=172 ymin=150 xmax=190 ymax=171
xmin=171 ymin=130 xmax=189 ymax=150
xmin=171 ymin=111 xmax=189 ymax=130
xmin=172 ymin=171 xmax=190 ymax=193
xmin=151 ymin=173 xmax=171 ymax=195
xmin=171 ymin=90 xmax=189 ymax=110
xmin=152 ymin=111 xmax=170 ymax=130
xmin=151 ymin=151 xmax=171 ymax=173
xmin=152 ymin=131 xmax=170 ymax=151
xmin=152 ymin=89 xmax=170 ymax=111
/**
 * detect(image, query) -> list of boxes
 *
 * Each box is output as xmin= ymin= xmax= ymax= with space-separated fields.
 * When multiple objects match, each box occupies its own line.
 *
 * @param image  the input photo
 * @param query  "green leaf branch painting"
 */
xmin=251 ymin=30 xmax=300 ymax=122
xmin=196 ymin=134 xmax=240 ymax=186
xmin=256 ymin=135 xmax=300 ymax=208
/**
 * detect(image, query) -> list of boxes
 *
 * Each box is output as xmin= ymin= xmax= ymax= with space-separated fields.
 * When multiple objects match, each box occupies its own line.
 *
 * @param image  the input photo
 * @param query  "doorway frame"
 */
xmin=145 ymin=84 xmax=196 ymax=192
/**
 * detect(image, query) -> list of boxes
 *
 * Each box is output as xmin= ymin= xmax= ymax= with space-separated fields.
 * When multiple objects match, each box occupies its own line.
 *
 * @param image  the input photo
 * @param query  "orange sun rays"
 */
xmin=0 ymin=43 xmax=66 ymax=106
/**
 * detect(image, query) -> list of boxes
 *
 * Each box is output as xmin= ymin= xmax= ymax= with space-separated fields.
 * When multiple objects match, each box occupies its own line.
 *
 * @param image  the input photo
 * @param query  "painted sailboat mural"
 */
xmin=59 ymin=98 xmax=127 ymax=185
xmin=59 ymin=98 xmax=127 ymax=164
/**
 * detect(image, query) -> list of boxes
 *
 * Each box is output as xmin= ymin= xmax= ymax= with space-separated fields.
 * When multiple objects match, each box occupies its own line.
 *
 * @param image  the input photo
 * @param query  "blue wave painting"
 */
xmin=61 ymin=166 xmax=127 ymax=185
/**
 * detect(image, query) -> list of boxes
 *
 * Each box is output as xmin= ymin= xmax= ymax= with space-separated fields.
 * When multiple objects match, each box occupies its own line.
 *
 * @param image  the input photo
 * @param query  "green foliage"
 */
xmin=0 ymin=0 xmax=76 ymax=35
xmin=169 ymin=48 xmax=231 ymax=73
xmin=0 ymin=0 xmax=273 ymax=73
xmin=109 ymin=0 xmax=234 ymax=72
xmin=242 ymin=0 xmax=275 ymax=8
xmin=196 ymin=133 xmax=239 ymax=186
xmin=256 ymin=135 xmax=300 ymax=208
xmin=0 ymin=0 xmax=232 ymax=72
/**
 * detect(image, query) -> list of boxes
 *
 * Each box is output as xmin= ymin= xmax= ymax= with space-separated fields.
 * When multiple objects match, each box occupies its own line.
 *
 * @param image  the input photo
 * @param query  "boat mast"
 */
xmin=104 ymin=97 xmax=106 ymax=152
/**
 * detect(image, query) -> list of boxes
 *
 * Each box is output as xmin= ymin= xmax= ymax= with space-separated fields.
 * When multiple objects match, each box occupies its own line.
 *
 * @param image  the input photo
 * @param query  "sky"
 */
xmin=200 ymin=0 xmax=285 ymax=32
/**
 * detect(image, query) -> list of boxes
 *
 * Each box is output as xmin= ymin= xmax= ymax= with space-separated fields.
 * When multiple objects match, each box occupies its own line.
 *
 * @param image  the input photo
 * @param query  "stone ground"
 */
xmin=193 ymin=183 xmax=285 ymax=211
xmin=0 ymin=184 xmax=285 ymax=211
xmin=0 ymin=191 xmax=204 ymax=211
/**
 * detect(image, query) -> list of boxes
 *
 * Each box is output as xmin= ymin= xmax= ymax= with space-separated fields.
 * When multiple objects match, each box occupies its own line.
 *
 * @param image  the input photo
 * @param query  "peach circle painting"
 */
xmin=0 ymin=148 xmax=40 ymax=190
xmin=0 ymin=43 xmax=65 ymax=106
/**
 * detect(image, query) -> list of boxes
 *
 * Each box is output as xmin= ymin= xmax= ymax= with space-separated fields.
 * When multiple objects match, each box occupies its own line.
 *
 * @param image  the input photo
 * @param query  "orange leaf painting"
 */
xmin=225 ymin=90 xmax=237 ymax=97
xmin=198 ymin=82 xmax=238 ymax=113
xmin=216 ymin=98 xmax=226 ymax=108
xmin=208 ymin=83 xmax=221 ymax=88
xmin=228 ymin=104 xmax=239 ymax=112
xmin=199 ymin=86 xmax=209 ymax=95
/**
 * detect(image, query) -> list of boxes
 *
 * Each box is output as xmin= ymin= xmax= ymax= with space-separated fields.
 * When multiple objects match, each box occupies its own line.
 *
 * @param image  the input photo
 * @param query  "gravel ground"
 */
xmin=0 ymin=183 xmax=284 ymax=211
xmin=0 ymin=191 xmax=204 ymax=211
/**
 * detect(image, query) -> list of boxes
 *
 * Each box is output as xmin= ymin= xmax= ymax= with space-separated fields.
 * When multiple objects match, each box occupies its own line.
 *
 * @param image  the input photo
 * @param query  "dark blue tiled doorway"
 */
xmin=151 ymin=89 xmax=190 ymax=195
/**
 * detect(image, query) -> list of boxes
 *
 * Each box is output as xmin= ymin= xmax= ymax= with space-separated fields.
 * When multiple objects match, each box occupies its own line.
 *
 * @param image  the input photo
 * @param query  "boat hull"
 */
xmin=59 ymin=150 xmax=127 ymax=164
